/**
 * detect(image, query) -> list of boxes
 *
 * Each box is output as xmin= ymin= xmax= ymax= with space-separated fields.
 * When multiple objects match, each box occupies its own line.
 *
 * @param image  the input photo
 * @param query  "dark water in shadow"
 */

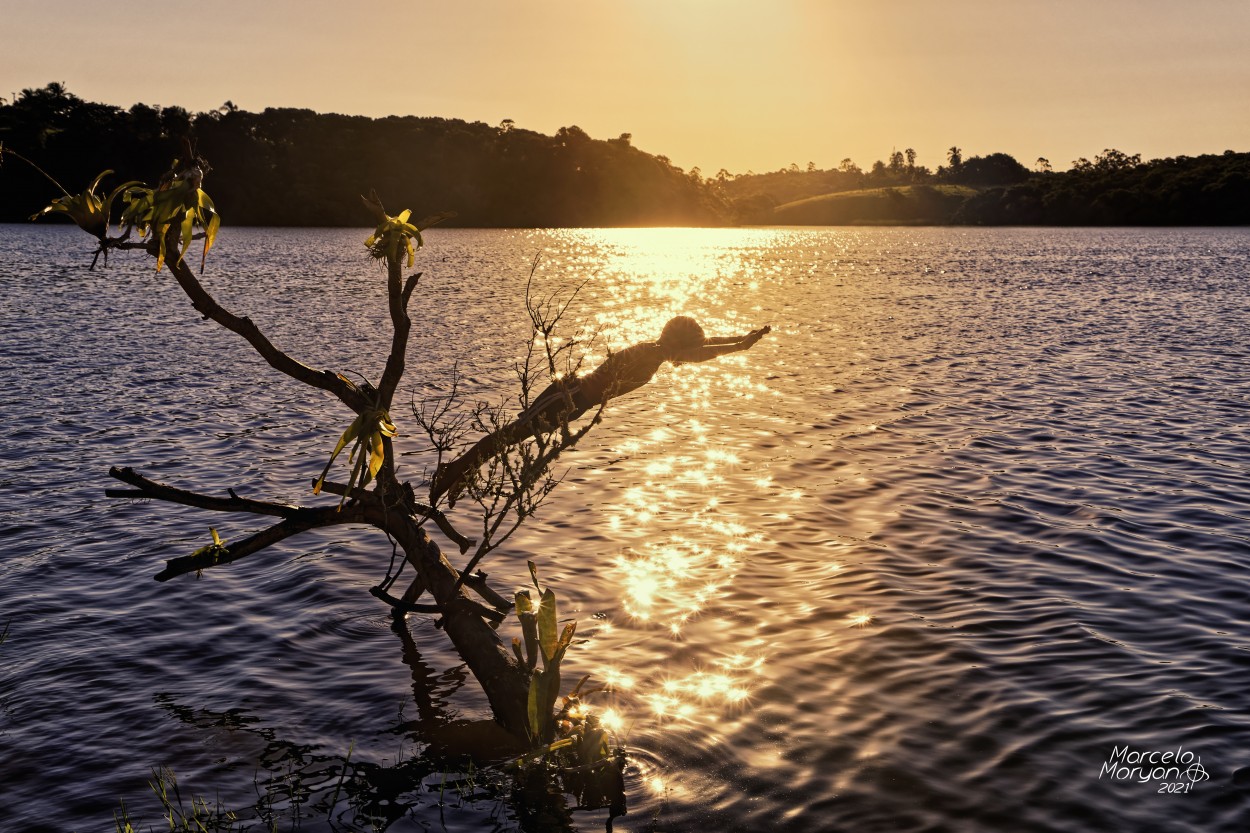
xmin=2 ymin=225 xmax=1249 ymax=831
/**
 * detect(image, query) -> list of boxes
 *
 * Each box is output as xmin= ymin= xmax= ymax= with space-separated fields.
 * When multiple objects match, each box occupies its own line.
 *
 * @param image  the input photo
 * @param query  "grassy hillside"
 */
xmin=771 ymin=185 xmax=977 ymax=225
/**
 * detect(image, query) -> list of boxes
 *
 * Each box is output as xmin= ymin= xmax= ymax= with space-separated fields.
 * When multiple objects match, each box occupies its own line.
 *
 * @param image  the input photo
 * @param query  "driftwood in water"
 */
xmin=104 ymin=190 xmax=535 ymax=737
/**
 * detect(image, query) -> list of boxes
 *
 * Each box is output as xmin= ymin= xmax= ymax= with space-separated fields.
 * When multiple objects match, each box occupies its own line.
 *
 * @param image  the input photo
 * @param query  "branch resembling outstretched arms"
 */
xmin=672 ymin=324 xmax=771 ymax=364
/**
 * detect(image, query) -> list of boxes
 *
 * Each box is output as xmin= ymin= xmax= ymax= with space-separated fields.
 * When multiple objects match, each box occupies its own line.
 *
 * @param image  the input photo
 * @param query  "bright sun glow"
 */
xmin=848 ymin=611 xmax=874 ymax=628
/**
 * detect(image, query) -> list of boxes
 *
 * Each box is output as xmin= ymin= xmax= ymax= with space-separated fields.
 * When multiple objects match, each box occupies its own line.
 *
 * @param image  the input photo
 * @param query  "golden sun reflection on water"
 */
xmin=577 ymin=408 xmax=780 ymax=734
xmin=531 ymin=228 xmax=877 ymax=765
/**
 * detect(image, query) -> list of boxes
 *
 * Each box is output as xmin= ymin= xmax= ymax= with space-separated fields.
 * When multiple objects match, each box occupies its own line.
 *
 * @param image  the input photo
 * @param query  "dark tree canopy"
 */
xmin=5 ymin=84 xmax=1249 ymax=228
xmin=0 ymin=84 xmax=729 ymax=227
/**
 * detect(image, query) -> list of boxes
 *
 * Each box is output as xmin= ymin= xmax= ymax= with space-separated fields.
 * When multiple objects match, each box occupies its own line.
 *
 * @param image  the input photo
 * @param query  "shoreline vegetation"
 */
xmin=2 ymin=83 xmax=1249 ymax=228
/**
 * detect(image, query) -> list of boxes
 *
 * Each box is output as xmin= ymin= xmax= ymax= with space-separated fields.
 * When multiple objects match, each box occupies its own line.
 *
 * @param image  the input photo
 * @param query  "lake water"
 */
xmin=2 ymin=224 xmax=1249 ymax=832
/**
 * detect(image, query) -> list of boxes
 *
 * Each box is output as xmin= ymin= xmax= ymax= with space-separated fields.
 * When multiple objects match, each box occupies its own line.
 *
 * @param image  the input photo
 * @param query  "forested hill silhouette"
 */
xmin=721 ymin=148 xmax=1250 ymax=225
xmin=3 ymin=84 xmax=1249 ymax=227
xmin=0 ymin=84 xmax=728 ymax=227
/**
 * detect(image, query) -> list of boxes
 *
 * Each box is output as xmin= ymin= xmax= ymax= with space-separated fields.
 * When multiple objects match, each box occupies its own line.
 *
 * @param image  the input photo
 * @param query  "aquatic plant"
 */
xmin=363 ymin=200 xmax=423 ymax=267
xmin=6 ymin=140 xmax=219 ymax=270
xmin=113 ymin=768 xmax=246 ymax=833
xmin=511 ymin=562 xmax=579 ymax=744
xmin=27 ymin=168 xmax=140 ymax=241
xmin=313 ymin=378 xmax=399 ymax=507
xmin=114 ymin=161 xmax=221 ymax=273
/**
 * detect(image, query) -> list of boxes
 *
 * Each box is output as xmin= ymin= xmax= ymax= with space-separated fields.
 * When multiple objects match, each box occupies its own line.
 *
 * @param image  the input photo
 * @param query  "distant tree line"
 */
xmin=3 ymin=84 xmax=1248 ymax=227
xmin=0 ymin=83 xmax=728 ymax=227
xmin=952 ymin=149 xmax=1250 ymax=225
xmin=720 ymin=146 xmax=1250 ymax=225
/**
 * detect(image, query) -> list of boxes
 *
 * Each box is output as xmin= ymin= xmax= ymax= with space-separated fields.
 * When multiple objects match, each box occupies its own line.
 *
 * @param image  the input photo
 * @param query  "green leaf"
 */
xmin=347 ymin=442 xmax=368 ymax=492
xmin=519 ymin=610 xmax=539 ymax=670
xmin=86 ymin=169 xmax=113 ymax=197
xmin=368 ymin=430 xmax=385 ymax=479
xmin=527 ymin=668 xmax=546 ymax=741
xmin=537 ymin=589 xmax=558 ymax=664
xmin=101 ymin=180 xmax=143 ymax=233
xmin=28 ymin=169 xmax=117 ymax=239
xmin=178 ymin=208 xmax=194 ymax=265
xmin=313 ymin=415 xmax=363 ymax=495
xmin=557 ymin=621 xmax=576 ymax=651
xmin=198 ymin=191 xmax=220 ymax=270
xmin=527 ymin=667 xmax=561 ymax=744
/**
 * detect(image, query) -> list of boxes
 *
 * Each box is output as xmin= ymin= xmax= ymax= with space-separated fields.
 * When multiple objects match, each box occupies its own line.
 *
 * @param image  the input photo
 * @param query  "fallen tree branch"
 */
xmin=108 ymin=466 xmax=314 ymax=519
xmin=155 ymin=508 xmax=364 ymax=581
xmin=459 ymin=570 xmax=513 ymax=613
xmin=314 ymin=477 xmax=476 ymax=553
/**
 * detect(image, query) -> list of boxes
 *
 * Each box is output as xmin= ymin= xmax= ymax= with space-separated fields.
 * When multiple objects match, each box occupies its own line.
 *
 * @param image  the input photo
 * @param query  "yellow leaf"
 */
xmin=179 ymin=209 xmax=194 ymax=265
xmin=368 ymin=432 xmax=385 ymax=479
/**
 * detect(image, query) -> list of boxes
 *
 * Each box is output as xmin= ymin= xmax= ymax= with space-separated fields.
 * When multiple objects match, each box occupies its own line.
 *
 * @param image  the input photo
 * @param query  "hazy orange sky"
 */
xmin=4 ymin=0 xmax=1249 ymax=173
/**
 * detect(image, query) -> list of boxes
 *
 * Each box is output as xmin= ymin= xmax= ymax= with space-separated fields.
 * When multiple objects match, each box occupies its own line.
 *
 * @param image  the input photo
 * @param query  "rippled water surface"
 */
xmin=3 ymin=225 xmax=1250 ymax=832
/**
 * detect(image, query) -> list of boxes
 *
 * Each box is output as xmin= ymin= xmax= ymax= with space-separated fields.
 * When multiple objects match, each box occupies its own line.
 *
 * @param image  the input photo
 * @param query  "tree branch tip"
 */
xmin=361 ymin=191 xmax=387 ymax=222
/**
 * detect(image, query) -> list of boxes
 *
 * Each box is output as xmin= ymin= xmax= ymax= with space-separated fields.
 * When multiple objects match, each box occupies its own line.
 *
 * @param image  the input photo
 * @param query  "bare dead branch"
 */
xmin=400 ymin=272 xmax=421 ymax=309
xmin=314 ymin=477 xmax=476 ymax=553
xmin=460 ymin=571 xmax=513 ymax=612
xmin=441 ymin=276 xmax=609 ymax=595
xmin=377 ymin=254 xmax=409 ymax=410
xmin=155 ymin=508 xmax=364 ymax=581
xmin=108 ymin=466 xmax=314 ymax=519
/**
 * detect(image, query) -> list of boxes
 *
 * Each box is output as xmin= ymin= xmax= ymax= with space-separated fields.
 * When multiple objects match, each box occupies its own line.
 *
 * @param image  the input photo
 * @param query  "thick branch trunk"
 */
xmin=371 ymin=507 xmax=530 ymax=736
xmin=377 ymin=257 xmax=410 ymax=409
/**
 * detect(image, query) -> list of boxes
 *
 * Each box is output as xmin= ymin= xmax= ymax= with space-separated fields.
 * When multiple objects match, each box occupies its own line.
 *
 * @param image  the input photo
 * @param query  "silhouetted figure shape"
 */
xmin=430 ymin=316 xmax=772 ymax=507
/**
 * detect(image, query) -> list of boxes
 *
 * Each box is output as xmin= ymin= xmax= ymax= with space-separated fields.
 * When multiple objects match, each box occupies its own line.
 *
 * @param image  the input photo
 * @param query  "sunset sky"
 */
xmin=4 ymin=0 xmax=1249 ymax=174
